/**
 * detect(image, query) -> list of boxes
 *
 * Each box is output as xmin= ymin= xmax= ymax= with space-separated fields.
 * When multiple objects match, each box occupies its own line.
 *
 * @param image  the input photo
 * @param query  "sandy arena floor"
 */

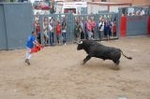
xmin=0 ymin=36 xmax=150 ymax=99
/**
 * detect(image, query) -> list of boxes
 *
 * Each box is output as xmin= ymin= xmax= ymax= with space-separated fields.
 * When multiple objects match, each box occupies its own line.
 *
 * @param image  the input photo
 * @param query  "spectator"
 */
xmin=36 ymin=22 xmax=41 ymax=44
xmin=74 ymin=19 xmax=81 ymax=42
xmin=107 ymin=21 xmax=112 ymax=40
xmin=98 ymin=18 xmax=104 ymax=41
xmin=80 ymin=17 xmax=86 ymax=40
xmin=61 ymin=17 xmax=67 ymax=45
xmin=33 ymin=15 xmax=39 ymax=31
xmin=140 ymin=8 xmax=145 ymax=16
xmin=86 ymin=19 xmax=93 ymax=40
xmin=104 ymin=20 xmax=111 ymax=40
xmin=90 ymin=18 xmax=96 ymax=39
xmin=84 ymin=19 xmax=88 ymax=40
xmin=112 ymin=21 xmax=117 ymax=37
xmin=43 ymin=17 xmax=49 ymax=45
xmin=55 ymin=20 xmax=61 ymax=45
xmin=49 ymin=18 xmax=55 ymax=46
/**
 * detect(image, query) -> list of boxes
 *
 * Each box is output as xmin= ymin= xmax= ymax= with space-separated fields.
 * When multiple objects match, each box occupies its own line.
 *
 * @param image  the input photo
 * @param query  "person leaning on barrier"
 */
xmin=104 ymin=20 xmax=110 ymax=40
xmin=112 ymin=21 xmax=117 ymax=37
xmin=79 ymin=17 xmax=86 ymax=40
xmin=36 ymin=22 xmax=41 ymax=44
xmin=74 ymin=19 xmax=81 ymax=42
xmin=48 ymin=18 xmax=55 ymax=46
xmin=90 ymin=18 xmax=96 ymax=39
xmin=105 ymin=21 xmax=112 ymax=41
xmin=55 ymin=20 xmax=61 ymax=45
xmin=61 ymin=17 xmax=67 ymax=45
xmin=98 ymin=18 xmax=104 ymax=41
xmin=86 ymin=19 xmax=93 ymax=40
xmin=43 ymin=17 xmax=49 ymax=45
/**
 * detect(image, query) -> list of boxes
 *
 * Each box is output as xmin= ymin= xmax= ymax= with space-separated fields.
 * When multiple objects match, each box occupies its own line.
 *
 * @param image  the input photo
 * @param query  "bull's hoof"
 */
xmin=113 ymin=66 xmax=120 ymax=70
xmin=80 ymin=62 xmax=85 ymax=65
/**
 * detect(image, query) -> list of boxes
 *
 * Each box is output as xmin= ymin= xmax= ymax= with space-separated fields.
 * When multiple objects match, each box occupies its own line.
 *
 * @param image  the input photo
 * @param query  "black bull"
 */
xmin=77 ymin=40 xmax=132 ymax=65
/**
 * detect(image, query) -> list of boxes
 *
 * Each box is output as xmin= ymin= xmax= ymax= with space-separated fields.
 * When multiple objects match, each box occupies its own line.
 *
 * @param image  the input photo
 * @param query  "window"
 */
xmin=64 ymin=8 xmax=76 ymax=14
xmin=101 ymin=0 xmax=107 ymax=2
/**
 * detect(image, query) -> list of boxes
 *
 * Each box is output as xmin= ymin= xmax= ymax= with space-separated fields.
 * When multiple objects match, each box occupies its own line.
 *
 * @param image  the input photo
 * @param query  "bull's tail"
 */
xmin=120 ymin=50 xmax=132 ymax=60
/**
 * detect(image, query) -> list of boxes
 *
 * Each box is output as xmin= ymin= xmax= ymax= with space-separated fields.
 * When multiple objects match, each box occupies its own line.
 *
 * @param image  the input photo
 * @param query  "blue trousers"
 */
xmin=62 ymin=32 xmax=67 ymax=44
xmin=49 ymin=32 xmax=54 ymax=45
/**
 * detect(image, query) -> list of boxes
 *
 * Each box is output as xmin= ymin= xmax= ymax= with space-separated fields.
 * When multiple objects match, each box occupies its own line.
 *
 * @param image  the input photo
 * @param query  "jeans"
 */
xmin=62 ymin=32 xmax=67 ymax=44
xmin=56 ymin=34 xmax=61 ymax=44
xmin=37 ymin=33 xmax=41 ymax=44
xmin=98 ymin=31 xmax=104 ymax=41
xmin=87 ymin=31 xmax=93 ymax=40
xmin=49 ymin=32 xmax=54 ymax=45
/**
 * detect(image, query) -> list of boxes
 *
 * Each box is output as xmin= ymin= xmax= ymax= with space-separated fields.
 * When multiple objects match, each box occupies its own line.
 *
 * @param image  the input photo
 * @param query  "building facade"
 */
xmin=62 ymin=0 xmax=150 ymax=6
xmin=88 ymin=0 xmax=150 ymax=6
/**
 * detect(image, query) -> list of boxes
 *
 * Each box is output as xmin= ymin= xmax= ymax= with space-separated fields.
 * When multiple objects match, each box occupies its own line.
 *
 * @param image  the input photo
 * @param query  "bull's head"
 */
xmin=77 ymin=41 xmax=84 ymax=50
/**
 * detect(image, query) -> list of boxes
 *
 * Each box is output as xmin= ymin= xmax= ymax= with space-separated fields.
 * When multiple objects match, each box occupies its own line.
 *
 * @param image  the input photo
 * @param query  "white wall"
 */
xmin=88 ymin=4 xmax=108 ymax=14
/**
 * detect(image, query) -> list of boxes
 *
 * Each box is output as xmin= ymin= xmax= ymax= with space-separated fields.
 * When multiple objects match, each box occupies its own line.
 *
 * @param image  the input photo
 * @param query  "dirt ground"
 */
xmin=0 ymin=36 xmax=150 ymax=99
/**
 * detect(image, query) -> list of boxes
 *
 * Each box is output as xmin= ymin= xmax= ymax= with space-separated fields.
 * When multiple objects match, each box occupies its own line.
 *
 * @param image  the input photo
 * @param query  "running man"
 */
xmin=25 ymin=31 xmax=40 ymax=65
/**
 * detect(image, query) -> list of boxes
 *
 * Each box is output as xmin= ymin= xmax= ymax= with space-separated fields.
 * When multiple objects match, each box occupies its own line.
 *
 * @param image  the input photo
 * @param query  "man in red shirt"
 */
xmin=56 ymin=20 xmax=61 ymax=45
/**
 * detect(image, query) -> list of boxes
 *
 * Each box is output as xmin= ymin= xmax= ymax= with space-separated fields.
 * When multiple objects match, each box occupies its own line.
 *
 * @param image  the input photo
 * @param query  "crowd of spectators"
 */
xmin=34 ymin=14 xmax=67 ymax=46
xmin=74 ymin=15 xmax=117 ymax=41
xmin=33 ymin=13 xmax=118 ymax=46
xmin=121 ymin=7 xmax=149 ymax=16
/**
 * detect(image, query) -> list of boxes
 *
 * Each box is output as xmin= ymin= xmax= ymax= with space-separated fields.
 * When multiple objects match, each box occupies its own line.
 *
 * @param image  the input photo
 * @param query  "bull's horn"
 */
xmin=74 ymin=41 xmax=83 ymax=44
xmin=77 ymin=41 xmax=83 ymax=44
xmin=79 ymin=41 xmax=83 ymax=44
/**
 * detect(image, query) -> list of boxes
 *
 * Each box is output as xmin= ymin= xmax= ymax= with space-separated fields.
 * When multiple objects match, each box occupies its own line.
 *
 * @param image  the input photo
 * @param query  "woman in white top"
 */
xmin=98 ymin=18 xmax=104 ymax=41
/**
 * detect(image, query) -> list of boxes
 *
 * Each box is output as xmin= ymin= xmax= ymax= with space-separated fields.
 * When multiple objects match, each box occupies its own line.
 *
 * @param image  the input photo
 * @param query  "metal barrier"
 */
xmin=36 ymin=13 xmax=74 ymax=45
xmin=35 ymin=12 xmax=118 ymax=46
xmin=1 ymin=3 xmax=149 ymax=50
xmin=148 ymin=7 xmax=150 ymax=35
xmin=119 ymin=6 xmax=149 ymax=36
xmin=73 ymin=13 xmax=118 ymax=41
xmin=95 ymin=13 xmax=119 ymax=40
xmin=0 ymin=3 xmax=33 ymax=50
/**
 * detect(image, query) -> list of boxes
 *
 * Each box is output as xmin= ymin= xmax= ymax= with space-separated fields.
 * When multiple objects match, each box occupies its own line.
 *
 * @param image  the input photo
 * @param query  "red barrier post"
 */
xmin=120 ymin=16 xmax=127 ymax=37
xmin=148 ymin=15 xmax=150 ymax=35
